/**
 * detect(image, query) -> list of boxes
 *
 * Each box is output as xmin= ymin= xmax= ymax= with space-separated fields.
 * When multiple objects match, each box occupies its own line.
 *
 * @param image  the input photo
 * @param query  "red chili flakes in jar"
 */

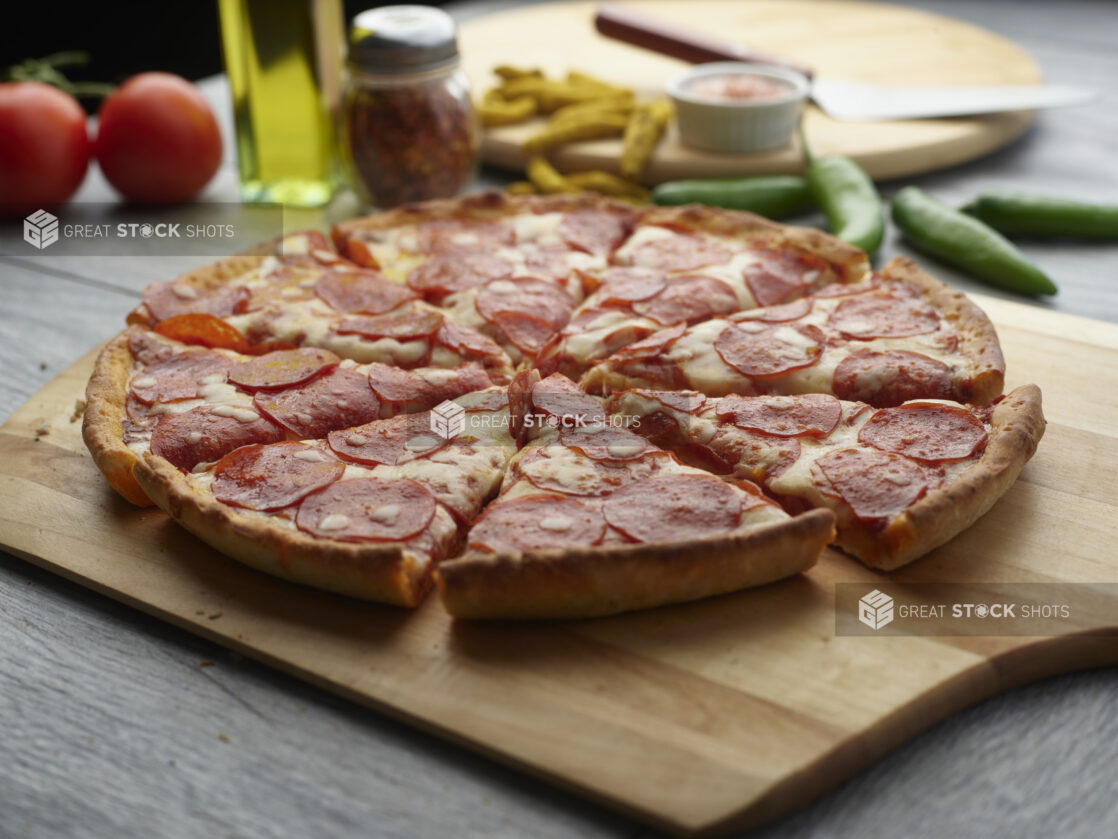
xmin=343 ymin=6 xmax=479 ymax=208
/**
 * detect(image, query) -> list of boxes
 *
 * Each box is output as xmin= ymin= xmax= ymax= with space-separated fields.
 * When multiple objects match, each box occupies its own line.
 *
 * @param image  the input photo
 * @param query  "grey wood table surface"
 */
xmin=2 ymin=1 xmax=1117 ymax=837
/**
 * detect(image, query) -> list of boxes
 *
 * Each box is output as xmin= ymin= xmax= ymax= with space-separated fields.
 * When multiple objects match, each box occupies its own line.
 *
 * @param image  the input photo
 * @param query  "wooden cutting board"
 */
xmin=460 ymin=0 xmax=1042 ymax=182
xmin=2 ymin=294 xmax=1117 ymax=836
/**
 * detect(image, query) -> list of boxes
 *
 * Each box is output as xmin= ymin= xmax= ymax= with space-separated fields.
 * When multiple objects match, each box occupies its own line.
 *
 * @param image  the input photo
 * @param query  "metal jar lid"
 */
xmin=348 ymin=5 xmax=460 ymax=74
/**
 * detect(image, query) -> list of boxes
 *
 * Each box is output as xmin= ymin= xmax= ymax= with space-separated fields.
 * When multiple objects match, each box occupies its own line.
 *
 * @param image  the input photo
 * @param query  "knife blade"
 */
xmin=810 ymin=79 xmax=1097 ymax=121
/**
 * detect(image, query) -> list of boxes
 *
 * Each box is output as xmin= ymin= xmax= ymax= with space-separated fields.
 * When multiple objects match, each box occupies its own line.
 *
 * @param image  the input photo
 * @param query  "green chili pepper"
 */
xmin=892 ymin=186 xmax=1058 ymax=296
xmin=651 ymin=175 xmax=813 ymax=219
xmin=798 ymin=131 xmax=883 ymax=256
xmin=961 ymin=190 xmax=1118 ymax=240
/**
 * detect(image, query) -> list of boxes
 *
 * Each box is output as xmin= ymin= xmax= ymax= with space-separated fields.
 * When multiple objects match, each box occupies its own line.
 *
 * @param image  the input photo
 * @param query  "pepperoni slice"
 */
xmin=602 ymin=474 xmax=742 ymax=543
xmin=631 ymin=275 xmax=740 ymax=325
xmin=327 ymin=413 xmax=447 ymax=467
xmin=142 ymin=281 xmax=250 ymax=322
xmin=523 ymin=244 xmax=578 ymax=281
xmin=859 ymin=403 xmax=988 ymax=463
xmin=435 ymin=319 xmax=505 ymax=358
xmin=315 ymin=269 xmax=418 ymax=314
xmin=427 ymin=364 xmax=494 ymax=404
xmin=488 ymin=310 xmax=559 ymax=355
xmin=211 ymin=442 xmax=345 ymax=511
xmin=735 ymin=298 xmax=813 ymax=323
xmin=476 ymin=277 xmax=575 ymax=331
xmin=717 ymin=432 xmax=802 ymax=481
xmin=296 ymin=478 xmax=437 ymax=542
xmin=611 ymin=323 xmax=687 ymax=360
xmin=150 ymin=405 xmax=285 ymax=471
xmin=370 ymin=362 xmax=491 ymax=407
xmin=626 ymin=230 xmax=733 ymax=272
xmin=365 ymin=363 xmax=435 ymax=404
xmin=560 ymin=425 xmax=657 ymax=461
xmin=254 ymin=368 xmax=381 ymax=438
xmin=247 ymin=271 xmax=317 ymax=311
xmin=713 ymin=323 xmax=825 ymax=378
xmin=558 ymin=209 xmax=631 ymax=257
xmin=414 ymin=219 xmax=515 ymax=254
xmin=742 ymin=247 xmax=828 ymax=306
xmin=531 ymin=374 xmax=606 ymax=425
xmin=715 ymin=393 xmax=842 ymax=437
xmin=468 ymin=494 xmax=607 ymax=554
xmin=130 ymin=351 xmax=230 ymax=405
xmin=227 ymin=348 xmax=339 ymax=392
xmin=815 ymin=448 xmax=941 ymax=523
xmin=629 ymin=389 xmax=706 ymax=414
xmin=406 ymin=253 xmax=513 ymax=298
xmin=827 ymin=292 xmax=941 ymax=339
xmin=124 ymin=393 xmax=158 ymax=433
xmin=336 ymin=308 xmax=444 ymax=341
xmin=832 ymin=349 xmax=955 ymax=407
xmin=154 ymin=313 xmax=250 ymax=353
xmin=128 ymin=329 xmax=176 ymax=365
xmin=595 ymin=268 xmax=667 ymax=306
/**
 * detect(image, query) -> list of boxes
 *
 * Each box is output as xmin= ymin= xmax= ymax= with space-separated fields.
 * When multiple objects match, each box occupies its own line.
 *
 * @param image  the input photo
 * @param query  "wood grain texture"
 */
xmin=1 ymin=2 xmax=1117 ymax=837
xmin=1 ymin=295 xmax=1117 ymax=836
xmin=462 ymin=0 xmax=1041 ymax=182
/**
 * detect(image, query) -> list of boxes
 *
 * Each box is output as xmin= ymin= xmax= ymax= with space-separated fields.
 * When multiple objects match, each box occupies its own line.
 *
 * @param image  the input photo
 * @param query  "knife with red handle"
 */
xmin=594 ymin=3 xmax=815 ymax=79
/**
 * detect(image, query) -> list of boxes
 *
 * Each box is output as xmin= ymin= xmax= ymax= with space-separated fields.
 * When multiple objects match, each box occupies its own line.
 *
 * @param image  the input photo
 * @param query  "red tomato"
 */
xmin=94 ymin=73 xmax=222 ymax=202
xmin=0 ymin=82 xmax=90 ymax=213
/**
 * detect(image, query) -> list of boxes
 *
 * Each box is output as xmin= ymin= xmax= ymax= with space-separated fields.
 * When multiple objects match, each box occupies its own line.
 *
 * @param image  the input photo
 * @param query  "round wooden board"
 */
xmin=459 ymin=0 xmax=1042 ymax=183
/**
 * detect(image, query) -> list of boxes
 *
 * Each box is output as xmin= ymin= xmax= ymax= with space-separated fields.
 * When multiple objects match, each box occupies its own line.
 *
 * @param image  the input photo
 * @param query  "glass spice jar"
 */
xmin=342 ymin=5 xmax=479 ymax=208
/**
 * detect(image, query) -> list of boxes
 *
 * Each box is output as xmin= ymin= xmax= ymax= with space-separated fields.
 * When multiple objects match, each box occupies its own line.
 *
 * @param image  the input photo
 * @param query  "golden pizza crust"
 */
xmin=839 ymin=384 xmax=1045 ymax=570
xmin=331 ymin=190 xmax=639 ymax=253
xmin=82 ymin=329 xmax=152 ymax=506
xmin=333 ymin=191 xmax=870 ymax=283
xmin=126 ymin=254 xmax=268 ymax=326
xmin=634 ymin=203 xmax=871 ymax=284
xmin=435 ymin=508 xmax=834 ymax=620
xmin=132 ymin=453 xmax=438 ymax=606
xmin=880 ymin=256 xmax=1005 ymax=406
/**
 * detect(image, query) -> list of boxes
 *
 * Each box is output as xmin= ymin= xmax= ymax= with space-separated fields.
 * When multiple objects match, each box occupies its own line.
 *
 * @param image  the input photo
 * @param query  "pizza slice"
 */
xmin=606 ymin=385 xmax=1045 ymax=570
xmin=129 ymin=251 xmax=516 ymax=383
xmin=581 ymin=256 xmax=1005 ymax=408
xmin=533 ymin=204 xmax=870 ymax=379
xmin=84 ymin=326 xmax=497 ymax=507
xmin=332 ymin=192 xmax=639 ymax=365
xmin=435 ymin=373 xmax=835 ymax=619
xmin=131 ymin=388 xmax=516 ymax=605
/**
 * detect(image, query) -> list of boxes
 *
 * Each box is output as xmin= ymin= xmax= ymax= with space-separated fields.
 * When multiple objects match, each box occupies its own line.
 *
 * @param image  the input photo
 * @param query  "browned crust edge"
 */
xmin=82 ymin=328 xmax=152 ymax=506
xmin=847 ymin=384 xmax=1046 ymax=570
xmin=434 ymin=508 xmax=835 ymax=620
xmin=881 ymin=255 xmax=1006 ymax=405
xmin=131 ymin=453 xmax=435 ymax=607
xmin=331 ymin=191 xmax=871 ymax=285
xmin=126 ymin=253 xmax=268 ymax=326
xmin=636 ymin=203 xmax=871 ymax=284
xmin=331 ymin=191 xmax=644 ymax=247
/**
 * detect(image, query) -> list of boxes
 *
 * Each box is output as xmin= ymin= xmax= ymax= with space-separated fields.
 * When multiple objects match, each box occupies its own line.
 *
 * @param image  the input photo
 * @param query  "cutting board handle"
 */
xmin=594 ymin=3 xmax=815 ymax=79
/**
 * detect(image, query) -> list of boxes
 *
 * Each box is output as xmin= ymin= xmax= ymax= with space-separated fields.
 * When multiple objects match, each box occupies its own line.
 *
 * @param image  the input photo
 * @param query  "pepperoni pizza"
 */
xmin=606 ymin=387 xmax=1044 ymax=570
xmin=83 ymin=192 xmax=1044 ymax=618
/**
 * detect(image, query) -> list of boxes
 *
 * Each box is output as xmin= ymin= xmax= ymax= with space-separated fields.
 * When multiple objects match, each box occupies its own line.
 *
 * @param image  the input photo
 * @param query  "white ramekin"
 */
xmin=666 ymin=62 xmax=811 ymax=153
